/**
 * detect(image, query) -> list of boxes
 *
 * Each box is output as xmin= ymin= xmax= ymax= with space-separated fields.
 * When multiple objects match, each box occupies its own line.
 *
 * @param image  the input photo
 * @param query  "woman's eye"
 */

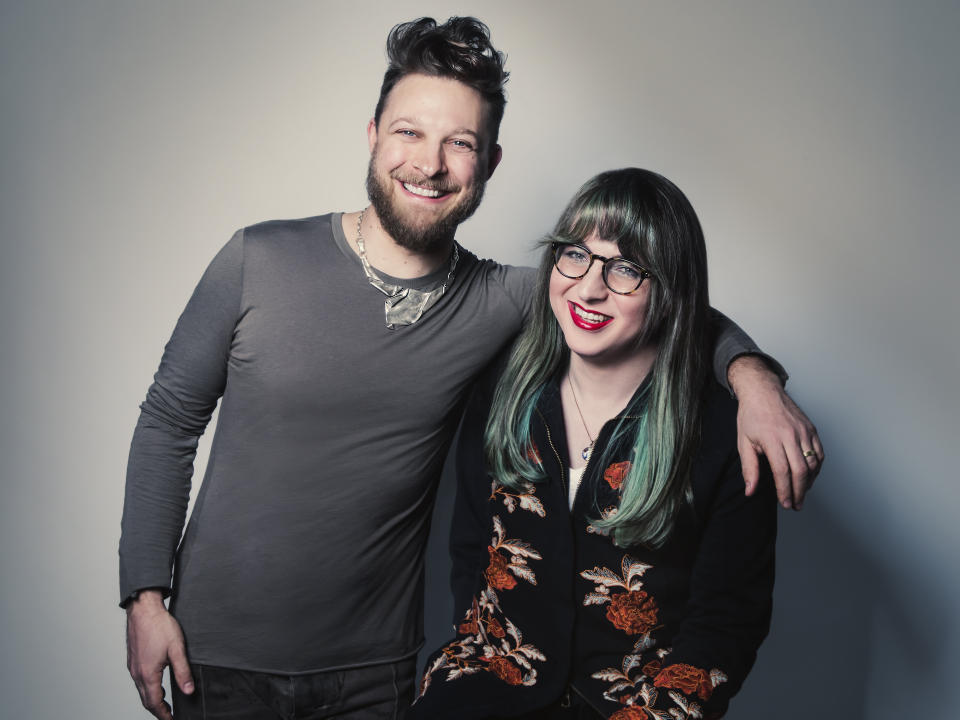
xmin=610 ymin=262 xmax=640 ymax=279
xmin=563 ymin=248 xmax=588 ymax=263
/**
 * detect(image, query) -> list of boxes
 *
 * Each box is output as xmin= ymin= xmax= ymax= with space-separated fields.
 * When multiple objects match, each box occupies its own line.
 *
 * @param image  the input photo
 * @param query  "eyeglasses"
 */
xmin=551 ymin=242 xmax=651 ymax=295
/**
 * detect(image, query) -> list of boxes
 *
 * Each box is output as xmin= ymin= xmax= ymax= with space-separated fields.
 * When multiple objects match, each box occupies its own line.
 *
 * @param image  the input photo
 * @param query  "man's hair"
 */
xmin=374 ymin=17 xmax=509 ymax=144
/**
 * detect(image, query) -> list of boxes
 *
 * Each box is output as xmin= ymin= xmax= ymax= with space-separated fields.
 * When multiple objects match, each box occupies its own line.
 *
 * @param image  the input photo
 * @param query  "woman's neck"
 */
xmin=561 ymin=346 xmax=658 ymax=468
xmin=565 ymin=346 xmax=657 ymax=412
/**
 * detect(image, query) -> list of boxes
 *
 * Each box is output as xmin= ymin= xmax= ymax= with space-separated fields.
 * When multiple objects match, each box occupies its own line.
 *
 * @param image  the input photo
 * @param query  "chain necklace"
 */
xmin=355 ymin=207 xmax=459 ymax=329
xmin=567 ymin=375 xmax=596 ymax=461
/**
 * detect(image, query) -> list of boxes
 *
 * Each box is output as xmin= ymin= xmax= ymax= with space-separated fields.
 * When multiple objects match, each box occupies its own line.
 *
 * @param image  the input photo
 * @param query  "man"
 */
xmin=121 ymin=17 xmax=822 ymax=720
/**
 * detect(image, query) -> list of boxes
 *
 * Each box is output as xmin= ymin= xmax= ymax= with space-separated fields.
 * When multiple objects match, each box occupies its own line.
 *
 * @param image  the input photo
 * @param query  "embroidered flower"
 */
xmin=604 ymin=461 xmax=631 ymax=490
xmin=486 ymin=618 xmax=506 ymax=638
xmin=642 ymin=659 xmax=662 ymax=677
xmin=609 ymin=708 xmax=649 ymax=720
xmin=654 ymin=663 xmax=713 ymax=701
xmin=526 ymin=441 xmax=542 ymax=464
xmin=487 ymin=656 xmax=523 ymax=685
xmin=485 ymin=546 xmax=518 ymax=590
xmin=458 ymin=619 xmax=479 ymax=635
xmin=606 ymin=590 xmax=658 ymax=635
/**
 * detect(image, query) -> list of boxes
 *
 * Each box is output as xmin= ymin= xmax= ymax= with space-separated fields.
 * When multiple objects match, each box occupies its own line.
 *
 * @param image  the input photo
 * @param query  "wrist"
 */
xmin=125 ymin=589 xmax=167 ymax=616
xmin=727 ymin=354 xmax=781 ymax=398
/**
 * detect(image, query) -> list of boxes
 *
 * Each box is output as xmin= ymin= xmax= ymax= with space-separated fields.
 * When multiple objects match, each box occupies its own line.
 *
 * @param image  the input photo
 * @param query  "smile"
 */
xmin=402 ymin=182 xmax=448 ymax=199
xmin=568 ymin=301 xmax=612 ymax=330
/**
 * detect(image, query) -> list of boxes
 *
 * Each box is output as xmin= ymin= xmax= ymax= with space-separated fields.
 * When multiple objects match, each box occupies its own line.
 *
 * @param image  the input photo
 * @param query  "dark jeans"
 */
xmin=171 ymin=658 xmax=416 ymax=720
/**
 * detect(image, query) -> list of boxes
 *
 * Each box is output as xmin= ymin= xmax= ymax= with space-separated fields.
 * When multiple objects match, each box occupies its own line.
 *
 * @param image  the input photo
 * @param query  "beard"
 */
xmin=365 ymin=152 xmax=487 ymax=254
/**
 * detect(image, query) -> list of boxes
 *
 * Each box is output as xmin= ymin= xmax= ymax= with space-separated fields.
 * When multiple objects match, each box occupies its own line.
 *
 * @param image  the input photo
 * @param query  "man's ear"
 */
xmin=486 ymin=144 xmax=503 ymax=180
xmin=367 ymin=118 xmax=378 ymax=153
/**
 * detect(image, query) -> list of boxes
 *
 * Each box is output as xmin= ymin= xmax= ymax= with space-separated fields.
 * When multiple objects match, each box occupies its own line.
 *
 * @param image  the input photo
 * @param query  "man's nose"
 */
xmin=412 ymin=142 xmax=445 ymax=177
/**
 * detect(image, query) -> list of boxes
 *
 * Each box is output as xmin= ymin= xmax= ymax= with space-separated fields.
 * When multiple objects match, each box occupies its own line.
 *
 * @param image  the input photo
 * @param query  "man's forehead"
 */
xmin=379 ymin=74 xmax=490 ymax=126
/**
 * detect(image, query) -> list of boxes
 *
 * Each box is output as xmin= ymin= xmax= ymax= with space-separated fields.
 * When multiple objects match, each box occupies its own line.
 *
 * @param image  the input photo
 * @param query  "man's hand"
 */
xmin=126 ymin=590 xmax=194 ymax=719
xmin=728 ymin=355 xmax=824 ymax=509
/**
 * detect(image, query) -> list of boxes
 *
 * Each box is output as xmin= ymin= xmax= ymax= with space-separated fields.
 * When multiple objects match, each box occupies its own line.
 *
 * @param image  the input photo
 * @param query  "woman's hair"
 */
xmin=374 ymin=17 xmax=509 ymax=144
xmin=485 ymin=168 xmax=711 ymax=547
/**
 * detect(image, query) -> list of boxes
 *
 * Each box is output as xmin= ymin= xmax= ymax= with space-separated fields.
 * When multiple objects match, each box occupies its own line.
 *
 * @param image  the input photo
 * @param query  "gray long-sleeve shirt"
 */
xmin=119 ymin=212 xmax=775 ymax=673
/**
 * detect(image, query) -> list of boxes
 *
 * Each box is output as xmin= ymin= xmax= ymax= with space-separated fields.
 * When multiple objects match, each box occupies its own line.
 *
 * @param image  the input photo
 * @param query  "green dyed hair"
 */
xmin=484 ymin=168 xmax=711 ymax=547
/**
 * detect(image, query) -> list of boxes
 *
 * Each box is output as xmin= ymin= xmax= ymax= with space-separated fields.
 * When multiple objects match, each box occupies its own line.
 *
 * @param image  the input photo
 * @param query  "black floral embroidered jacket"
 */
xmin=412 ymin=375 xmax=777 ymax=719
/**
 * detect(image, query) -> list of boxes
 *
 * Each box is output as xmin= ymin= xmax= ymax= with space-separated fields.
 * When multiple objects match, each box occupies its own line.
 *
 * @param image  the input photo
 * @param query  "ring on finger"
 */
xmin=802 ymin=450 xmax=816 ymax=459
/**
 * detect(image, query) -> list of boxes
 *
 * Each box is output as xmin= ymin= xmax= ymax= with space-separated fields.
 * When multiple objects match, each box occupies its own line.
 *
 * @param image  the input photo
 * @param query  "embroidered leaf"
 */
xmin=657 ymin=647 xmax=671 ymax=659
xmin=489 ymin=480 xmax=499 ymax=498
xmin=592 ymin=668 xmax=629 ymax=682
xmin=500 ymin=541 xmax=543 ymax=560
xmin=583 ymin=592 xmax=611 ymax=606
xmin=622 ymin=556 xmax=653 ymax=589
xmin=632 ymin=634 xmax=654 ymax=653
xmin=482 ymin=645 xmax=495 ymax=658
xmin=521 ymin=669 xmax=539 ymax=687
xmin=503 ymin=495 xmax=516 ymax=513
xmin=446 ymin=668 xmax=462 ymax=681
xmin=622 ymin=654 xmax=644 ymax=675
xmin=640 ymin=682 xmax=658 ymax=705
xmin=505 ymin=617 xmax=522 ymax=645
xmin=510 ymin=555 xmax=528 ymax=565
xmin=668 ymin=691 xmax=689 ymax=712
xmin=461 ymin=665 xmax=482 ymax=675
xmin=518 ymin=493 xmax=546 ymax=516
xmin=605 ymin=681 xmax=635 ymax=695
xmin=686 ymin=701 xmax=704 ymax=719
xmin=579 ymin=566 xmax=627 ymax=588
xmin=668 ymin=710 xmax=685 ymax=720
xmin=508 ymin=563 xmax=537 ymax=584
xmin=518 ymin=643 xmax=547 ymax=661
xmin=491 ymin=516 xmax=505 ymax=545
xmin=646 ymin=709 xmax=673 ymax=720
xmin=513 ymin=653 xmax=532 ymax=670
xmin=480 ymin=587 xmax=500 ymax=609
xmin=709 ymin=668 xmax=728 ymax=687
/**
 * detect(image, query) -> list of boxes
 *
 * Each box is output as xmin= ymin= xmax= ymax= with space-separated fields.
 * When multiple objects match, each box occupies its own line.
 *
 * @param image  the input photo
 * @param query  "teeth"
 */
xmin=573 ymin=305 xmax=609 ymax=323
xmin=403 ymin=183 xmax=442 ymax=198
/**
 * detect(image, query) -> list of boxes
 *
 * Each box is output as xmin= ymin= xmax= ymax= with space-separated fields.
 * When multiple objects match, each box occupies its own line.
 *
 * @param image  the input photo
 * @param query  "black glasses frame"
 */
xmin=551 ymin=242 xmax=652 ymax=295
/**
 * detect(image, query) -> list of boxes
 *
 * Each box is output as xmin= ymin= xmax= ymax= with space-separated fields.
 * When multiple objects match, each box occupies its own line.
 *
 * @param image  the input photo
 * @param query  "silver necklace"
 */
xmin=355 ymin=207 xmax=459 ymax=329
xmin=567 ymin=375 xmax=596 ymax=461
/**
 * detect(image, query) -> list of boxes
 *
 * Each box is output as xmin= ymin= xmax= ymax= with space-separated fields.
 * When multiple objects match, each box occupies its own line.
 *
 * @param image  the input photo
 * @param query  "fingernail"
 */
xmin=184 ymin=682 xmax=194 ymax=693
xmin=782 ymin=500 xmax=792 ymax=510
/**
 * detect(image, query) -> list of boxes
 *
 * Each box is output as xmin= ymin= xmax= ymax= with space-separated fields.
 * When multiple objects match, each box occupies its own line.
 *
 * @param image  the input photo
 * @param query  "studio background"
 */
xmin=1 ymin=1 xmax=957 ymax=718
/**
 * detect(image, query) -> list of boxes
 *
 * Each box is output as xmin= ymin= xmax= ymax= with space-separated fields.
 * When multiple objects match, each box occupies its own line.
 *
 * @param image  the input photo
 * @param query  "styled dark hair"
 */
xmin=374 ymin=17 xmax=509 ymax=143
xmin=485 ymin=168 xmax=711 ymax=547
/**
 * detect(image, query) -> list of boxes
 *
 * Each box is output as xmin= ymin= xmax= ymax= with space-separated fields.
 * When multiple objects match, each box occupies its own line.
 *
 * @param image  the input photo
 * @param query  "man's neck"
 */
xmin=341 ymin=209 xmax=453 ymax=280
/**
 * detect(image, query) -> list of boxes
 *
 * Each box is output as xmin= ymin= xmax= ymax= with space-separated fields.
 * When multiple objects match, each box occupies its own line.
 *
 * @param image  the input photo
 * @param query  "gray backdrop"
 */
xmin=2 ymin=1 xmax=958 ymax=718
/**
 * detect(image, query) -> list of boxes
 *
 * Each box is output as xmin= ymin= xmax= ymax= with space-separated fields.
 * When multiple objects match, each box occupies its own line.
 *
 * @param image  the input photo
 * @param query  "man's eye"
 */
xmin=450 ymin=139 xmax=474 ymax=151
xmin=397 ymin=129 xmax=417 ymax=137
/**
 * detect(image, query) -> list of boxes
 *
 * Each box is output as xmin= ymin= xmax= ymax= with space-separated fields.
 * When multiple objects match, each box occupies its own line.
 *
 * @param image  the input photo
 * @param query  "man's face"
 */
xmin=366 ymin=73 xmax=502 ymax=253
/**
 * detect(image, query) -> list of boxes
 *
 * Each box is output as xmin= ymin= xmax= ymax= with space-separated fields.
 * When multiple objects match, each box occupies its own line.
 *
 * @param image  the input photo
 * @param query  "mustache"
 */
xmin=390 ymin=172 xmax=460 ymax=195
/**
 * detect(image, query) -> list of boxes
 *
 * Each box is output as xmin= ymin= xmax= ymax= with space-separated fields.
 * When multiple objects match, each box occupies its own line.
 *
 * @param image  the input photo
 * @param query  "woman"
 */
xmin=412 ymin=169 xmax=776 ymax=719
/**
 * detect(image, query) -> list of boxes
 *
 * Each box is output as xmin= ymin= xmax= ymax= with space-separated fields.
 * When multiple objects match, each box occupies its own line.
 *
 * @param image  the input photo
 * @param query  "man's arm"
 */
xmin=710 ymin=310 xmax=824 ymax=510
xmin=126 ymin=591 xmax=193 ymax=720
xmin=119 ymin=231 xmax=244 ymax=716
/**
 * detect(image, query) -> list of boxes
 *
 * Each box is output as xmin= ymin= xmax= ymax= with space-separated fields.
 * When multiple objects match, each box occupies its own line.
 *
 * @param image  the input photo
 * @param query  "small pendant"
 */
xmin=581 ymin=443 xmax=594 ymax=461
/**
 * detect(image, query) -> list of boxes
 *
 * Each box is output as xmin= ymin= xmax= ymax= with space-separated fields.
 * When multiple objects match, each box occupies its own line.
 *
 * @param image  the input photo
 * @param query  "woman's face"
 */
xmin=548 ymin=233 xmax=653 ymax=367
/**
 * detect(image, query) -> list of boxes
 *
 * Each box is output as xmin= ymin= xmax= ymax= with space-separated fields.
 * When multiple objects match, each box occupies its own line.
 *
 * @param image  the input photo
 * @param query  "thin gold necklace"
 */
xmin=567 ymin=375 xmax=595 ymax=461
